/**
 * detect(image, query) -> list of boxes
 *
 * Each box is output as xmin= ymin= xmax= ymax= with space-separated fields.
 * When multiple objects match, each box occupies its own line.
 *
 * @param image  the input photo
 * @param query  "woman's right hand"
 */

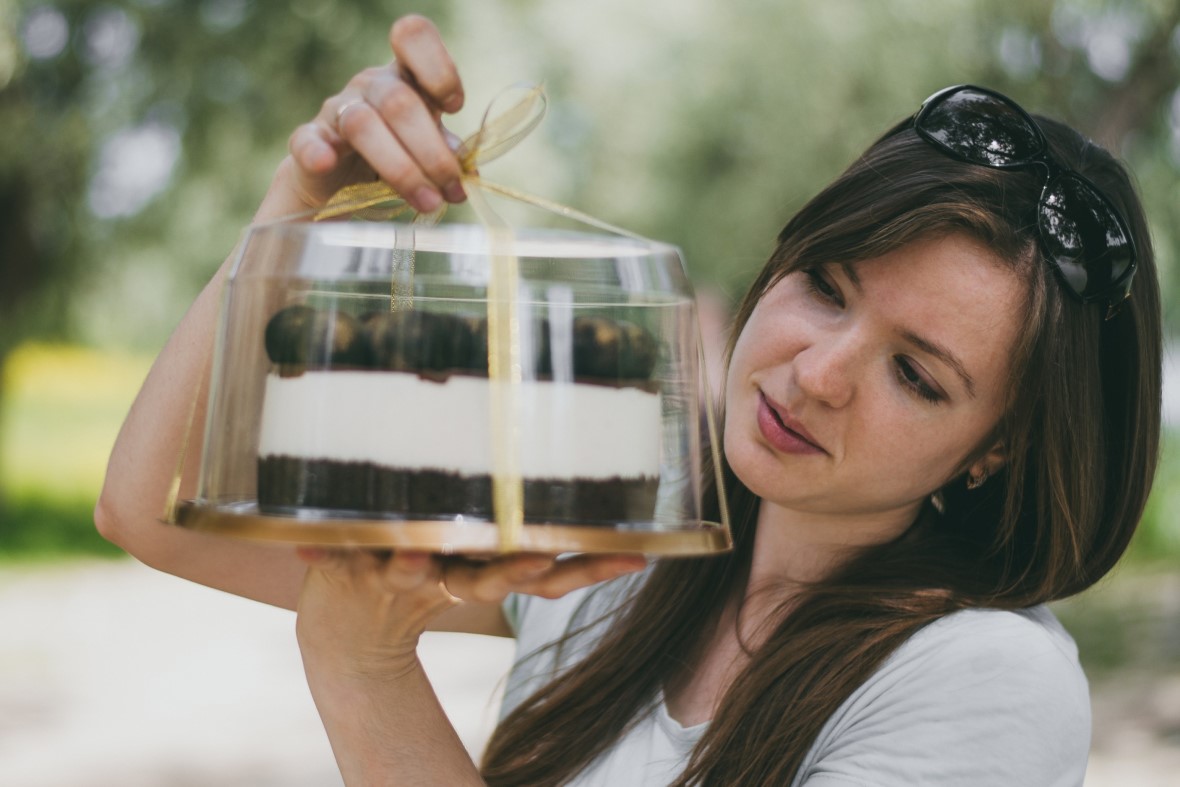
xmin=295 ymin=549 xmax=647 ymax=682
xmin=293 ymin=547 xmax=646 ymax=785
xmin=274 ymin=14 xmax=469 ymax=217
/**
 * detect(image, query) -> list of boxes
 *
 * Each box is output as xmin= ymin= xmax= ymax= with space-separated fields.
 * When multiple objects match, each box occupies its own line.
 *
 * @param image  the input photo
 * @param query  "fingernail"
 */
xmin=306 ymin=138 xmax=332 ymax=166
xmin=413 ymin=187 xmax=442 ymax=213
xmin=443 ymin=180 xmax=466 ymax=203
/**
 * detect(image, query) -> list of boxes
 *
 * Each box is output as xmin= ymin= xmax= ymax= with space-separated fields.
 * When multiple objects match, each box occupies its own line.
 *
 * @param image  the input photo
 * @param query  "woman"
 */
xmin=97 ymin=15 xmax=1161 ymax=786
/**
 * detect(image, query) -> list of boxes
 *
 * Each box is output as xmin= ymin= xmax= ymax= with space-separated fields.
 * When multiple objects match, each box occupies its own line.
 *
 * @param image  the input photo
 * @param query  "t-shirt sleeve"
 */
xmin=501 ymin=591 xmax=529 ymax=637
xmin=797 ymin=608 xmax=1091 ymax=787
xmin=502 ymin=570 xmax=645 ymax=646
xmin=499 ymin=573 xmax=646 ymax=722
xmin=500 ymin=587 xmax=591 ymax=646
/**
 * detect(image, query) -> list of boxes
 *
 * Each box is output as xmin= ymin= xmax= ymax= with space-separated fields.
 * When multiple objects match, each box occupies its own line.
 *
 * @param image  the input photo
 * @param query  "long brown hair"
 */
xmin=481 ymin=114 xmax=1162 ymax=785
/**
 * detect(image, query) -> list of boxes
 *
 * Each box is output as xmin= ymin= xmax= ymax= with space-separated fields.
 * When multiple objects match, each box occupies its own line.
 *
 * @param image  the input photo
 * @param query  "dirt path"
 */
xmin=0 ymin=559 xmax=513 ymax=786
xmin=1 ymin=559 xmax=1176 ymax=785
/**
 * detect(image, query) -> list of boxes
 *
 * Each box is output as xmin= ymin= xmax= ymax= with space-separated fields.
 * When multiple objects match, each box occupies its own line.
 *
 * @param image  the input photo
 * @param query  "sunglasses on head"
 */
xmin=913 ymin=84 xmax=1137 ymax=319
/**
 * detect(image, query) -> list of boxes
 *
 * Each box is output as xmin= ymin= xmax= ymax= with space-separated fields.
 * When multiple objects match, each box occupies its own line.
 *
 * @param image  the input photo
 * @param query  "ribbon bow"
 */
xmin=312 ymin=84 xmax=633 ymax=236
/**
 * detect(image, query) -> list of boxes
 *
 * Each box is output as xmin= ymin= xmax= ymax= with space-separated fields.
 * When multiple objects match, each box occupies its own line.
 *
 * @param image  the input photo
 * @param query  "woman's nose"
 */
xmin=793 ymin=332 xmax=859 ymax=408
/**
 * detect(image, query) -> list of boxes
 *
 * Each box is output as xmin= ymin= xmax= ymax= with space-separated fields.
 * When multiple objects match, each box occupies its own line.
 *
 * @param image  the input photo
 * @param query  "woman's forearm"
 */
xmin=306 ymin=658 xmax=485 ymax=786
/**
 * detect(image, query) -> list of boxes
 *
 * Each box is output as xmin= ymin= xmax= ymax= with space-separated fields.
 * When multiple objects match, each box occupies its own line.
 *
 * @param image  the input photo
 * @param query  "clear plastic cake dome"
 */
xmin=174 ymin=219 xmax=731 ymax=555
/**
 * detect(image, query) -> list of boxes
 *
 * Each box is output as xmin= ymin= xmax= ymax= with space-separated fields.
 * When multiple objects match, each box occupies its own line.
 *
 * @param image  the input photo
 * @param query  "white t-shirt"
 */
xmin=501 ymin=576 xmax=1090 ymax=786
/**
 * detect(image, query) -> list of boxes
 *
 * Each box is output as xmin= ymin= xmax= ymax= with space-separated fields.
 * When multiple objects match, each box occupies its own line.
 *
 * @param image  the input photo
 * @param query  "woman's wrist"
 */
xmin=299 ymin=632 xmax=424 ymax=688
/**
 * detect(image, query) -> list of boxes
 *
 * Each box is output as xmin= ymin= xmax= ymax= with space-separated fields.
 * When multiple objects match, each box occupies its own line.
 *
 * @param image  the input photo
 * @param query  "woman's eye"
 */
xmin=804 ymin=268 xmax=843 ymax=306
xmin=895 ymin=356 xmax=943 ymax=403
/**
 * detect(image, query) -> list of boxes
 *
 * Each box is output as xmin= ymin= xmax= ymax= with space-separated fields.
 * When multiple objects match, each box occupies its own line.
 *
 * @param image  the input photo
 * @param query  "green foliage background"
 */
xmin=1 ymin=0 xmax=1179 ymax=562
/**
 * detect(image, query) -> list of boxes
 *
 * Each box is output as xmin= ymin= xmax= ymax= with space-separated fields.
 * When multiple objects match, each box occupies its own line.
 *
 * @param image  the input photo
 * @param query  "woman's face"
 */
xmin=724 ymin=233 xmax=1025 ymax=530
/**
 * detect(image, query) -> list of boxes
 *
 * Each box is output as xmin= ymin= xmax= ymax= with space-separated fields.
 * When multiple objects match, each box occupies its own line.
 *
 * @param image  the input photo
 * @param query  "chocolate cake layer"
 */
xmin=257 ymin=456 xmax=659 ymax=524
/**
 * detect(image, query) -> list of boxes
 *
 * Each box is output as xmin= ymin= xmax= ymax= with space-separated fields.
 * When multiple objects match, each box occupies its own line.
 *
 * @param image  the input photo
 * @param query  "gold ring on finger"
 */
xmin=334 ymin=98 xmax=367 ymax=132
xmin=438 ymin=565 xmax=461 ymax=605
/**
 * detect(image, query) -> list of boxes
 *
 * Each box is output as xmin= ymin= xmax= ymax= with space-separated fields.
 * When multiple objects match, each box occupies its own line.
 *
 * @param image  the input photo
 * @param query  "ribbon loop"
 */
xmin=461 ymin=84 xmax=548 ymax=170
xmin=313 ymin=83 xmax=548 ymax=224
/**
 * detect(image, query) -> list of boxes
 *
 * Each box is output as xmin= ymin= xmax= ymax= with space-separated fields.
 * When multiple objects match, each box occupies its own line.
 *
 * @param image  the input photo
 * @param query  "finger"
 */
xmin=331 ymin=97 xmax=444 ymax=213
xmin=298 ymin=67 xmax=383 ymax=168
xmin=442 ymin=554 xmax=556 ymax=604
xmin=288 ymin=121 xmax=342 ymax=176
xmin=380 ymin=550 xmax=441 ymax=593
xmin=364 ymin=72 xmax=465 ymax=201
xmin=297 ymin=548 xmax=389 ymax=587
xmin=295 ymin=545 xmax=350 ymax=571
xmin=517 ymin=554 xmax=649 ymax=600
xmin=307 ymin=72 xmax=380 ymax=152
xmin=288 ymin=82 xmax=383 ymax=203
xmin=389 ymin=15 xmax=464 ymax=113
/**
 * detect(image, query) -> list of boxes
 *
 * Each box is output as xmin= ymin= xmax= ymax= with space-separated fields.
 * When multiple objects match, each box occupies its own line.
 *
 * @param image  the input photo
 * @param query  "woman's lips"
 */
xmin=756 ymin=392 xmax=827 ymax=455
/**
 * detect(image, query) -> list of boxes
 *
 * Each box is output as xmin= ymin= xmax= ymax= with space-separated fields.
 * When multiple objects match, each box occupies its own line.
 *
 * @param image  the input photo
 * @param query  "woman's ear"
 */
xmin=966 ymin=443 xmax=1005 ymax=488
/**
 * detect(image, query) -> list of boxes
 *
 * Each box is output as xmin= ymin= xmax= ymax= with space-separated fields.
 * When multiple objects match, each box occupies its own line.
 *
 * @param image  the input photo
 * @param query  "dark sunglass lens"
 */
xmin=1038 ymin=174 xmax=1135 ymax=301
xmin=919 ymin=88 xmax=1043 ymax=166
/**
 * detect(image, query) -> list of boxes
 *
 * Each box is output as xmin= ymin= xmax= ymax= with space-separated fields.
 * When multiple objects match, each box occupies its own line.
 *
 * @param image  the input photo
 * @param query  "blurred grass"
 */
xmin=0 ymin=344 xmax=152 ymax=560
xmin=0 ymin=494 xmax=123 ymax=560
xmin=1126 ymin=431 xmax=1180 ymax=564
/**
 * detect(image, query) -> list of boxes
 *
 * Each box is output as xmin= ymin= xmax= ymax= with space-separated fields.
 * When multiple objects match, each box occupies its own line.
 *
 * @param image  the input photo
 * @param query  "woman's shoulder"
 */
xmin=862 ymin=604 xmax=1088 ymax=720
xmin=799 ymin=606 xmax=1090 ymax=786
xmin=905 ymin=604 xmax=1084 ymax=675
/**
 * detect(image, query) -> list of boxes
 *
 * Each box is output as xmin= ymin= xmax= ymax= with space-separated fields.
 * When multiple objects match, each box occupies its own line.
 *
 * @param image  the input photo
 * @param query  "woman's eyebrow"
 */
xmin=901 ymin=330 xmax=977 ymax=398
xmin=838 ymin=262 xmax=863 ymax=293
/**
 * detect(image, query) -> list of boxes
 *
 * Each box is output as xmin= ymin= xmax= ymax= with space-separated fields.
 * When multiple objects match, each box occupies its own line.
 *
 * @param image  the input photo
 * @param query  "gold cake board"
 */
xmin=174 ymin=501 xmax=732 ymax=556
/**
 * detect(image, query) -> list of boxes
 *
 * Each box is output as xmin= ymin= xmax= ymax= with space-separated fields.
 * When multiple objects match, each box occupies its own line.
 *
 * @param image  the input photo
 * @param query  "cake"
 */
xmin=256 ymin=304 xmax=663 ymax=524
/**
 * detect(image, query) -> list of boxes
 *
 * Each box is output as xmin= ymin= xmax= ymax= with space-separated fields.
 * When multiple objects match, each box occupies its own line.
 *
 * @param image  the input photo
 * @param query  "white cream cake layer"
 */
xmin=258 ymin=371 xmax=661 ymax=479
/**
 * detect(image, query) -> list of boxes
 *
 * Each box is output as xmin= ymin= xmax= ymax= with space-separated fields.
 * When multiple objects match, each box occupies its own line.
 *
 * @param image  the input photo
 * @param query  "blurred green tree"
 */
xmin=488 ymin=0 xmax=1180 ymax=299
xmin=5 ymin=0 xmax=1177 ymax=344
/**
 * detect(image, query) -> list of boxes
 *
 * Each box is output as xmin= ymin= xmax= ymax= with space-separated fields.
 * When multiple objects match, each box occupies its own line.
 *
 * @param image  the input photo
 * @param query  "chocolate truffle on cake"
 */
xmin=572 ymin=317 xmax=658 ymax=381
xmin=361 ymin=310 xmax=482 ymax=376
xmin=265 ymin=305 xmax=370 ymax=371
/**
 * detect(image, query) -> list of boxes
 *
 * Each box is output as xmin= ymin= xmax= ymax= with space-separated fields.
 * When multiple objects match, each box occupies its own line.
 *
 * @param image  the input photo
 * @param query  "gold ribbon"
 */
xmin=311 ymin=85 xmax=638 ymax=237
xmin=312 ymin=85 xmax=641 ymax=551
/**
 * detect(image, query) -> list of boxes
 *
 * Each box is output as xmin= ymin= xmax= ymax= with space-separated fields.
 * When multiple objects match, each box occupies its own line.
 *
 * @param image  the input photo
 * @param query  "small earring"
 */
xmin=931 ymin=490 xmax=946 ymax=513
xmin=967 ymin=470 xmax=989 ymax=490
